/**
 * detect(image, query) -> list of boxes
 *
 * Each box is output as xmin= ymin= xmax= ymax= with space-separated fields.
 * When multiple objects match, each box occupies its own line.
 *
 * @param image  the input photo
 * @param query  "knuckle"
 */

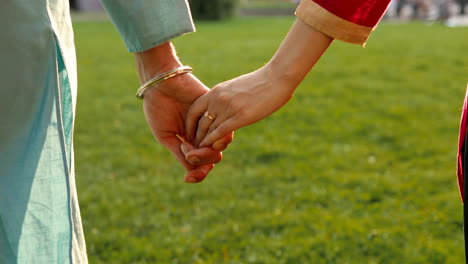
xmin=216 ymin=123 xmax=229 ymax=135
xmin=228 ymin=99 xmax=246 ymax=115
xmin=235 ymin=108 xmax=252 ymax=122
xmin=216 ymin=93 xmax=231 ymax=104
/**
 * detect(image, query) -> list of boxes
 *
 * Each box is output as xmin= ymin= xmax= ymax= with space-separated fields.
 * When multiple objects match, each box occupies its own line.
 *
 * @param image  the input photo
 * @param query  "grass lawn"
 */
xmin=74 ymin=17 xmax=468 ymax=263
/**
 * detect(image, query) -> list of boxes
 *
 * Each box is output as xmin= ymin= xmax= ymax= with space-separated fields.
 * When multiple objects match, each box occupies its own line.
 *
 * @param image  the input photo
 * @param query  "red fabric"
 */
xmin=312 ymin=0 xmax=391 ymax=27
xmin=457 ymin=89 xmax=468 ymax=202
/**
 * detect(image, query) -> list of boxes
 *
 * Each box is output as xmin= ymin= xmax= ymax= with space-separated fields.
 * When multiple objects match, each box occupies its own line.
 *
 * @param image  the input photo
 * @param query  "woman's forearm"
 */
xmin=266 ymin=18 xmax=333 ymax=93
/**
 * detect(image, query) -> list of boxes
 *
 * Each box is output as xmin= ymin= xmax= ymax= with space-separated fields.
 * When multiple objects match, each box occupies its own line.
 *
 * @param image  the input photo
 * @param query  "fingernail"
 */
xmin=188 ymin=156 xmax=201 ymax=164
xmin=180 ymin=143 xmax=189 ymax=154
xmin=185 ymin=177 xmax=197 ymax=183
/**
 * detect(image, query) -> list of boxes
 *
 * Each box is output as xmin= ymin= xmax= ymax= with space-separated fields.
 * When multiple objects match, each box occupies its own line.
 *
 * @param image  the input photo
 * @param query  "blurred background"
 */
xmin=70 ymin=0 xmax=468 ymax=24
xmin=71 ymin=0 xmax=468 ymax=263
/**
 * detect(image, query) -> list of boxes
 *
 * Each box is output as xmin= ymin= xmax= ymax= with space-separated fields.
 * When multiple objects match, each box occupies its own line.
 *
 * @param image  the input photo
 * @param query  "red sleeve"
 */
xmin=312 ymin=0 xmax=391 ymax=27
xmin=295 ymin=0 xmax=391 ymax=45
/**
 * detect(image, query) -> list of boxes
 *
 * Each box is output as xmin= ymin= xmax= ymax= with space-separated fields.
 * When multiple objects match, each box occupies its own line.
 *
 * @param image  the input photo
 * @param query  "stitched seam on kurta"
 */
xmin=295 ymin=0 xmax=374 ymax=45
xmin=52 ymin=39 xmax=74 ymax=264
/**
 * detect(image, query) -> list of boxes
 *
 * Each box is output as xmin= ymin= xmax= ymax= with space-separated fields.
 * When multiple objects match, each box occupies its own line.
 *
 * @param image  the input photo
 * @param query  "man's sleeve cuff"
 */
xmin=126 ymin=24 xmax=195 ymax=53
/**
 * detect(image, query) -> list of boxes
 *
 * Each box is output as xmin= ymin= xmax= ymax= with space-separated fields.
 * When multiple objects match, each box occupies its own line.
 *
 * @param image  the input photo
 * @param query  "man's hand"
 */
xmin=135 ymin=42 xmax=232 ymax=183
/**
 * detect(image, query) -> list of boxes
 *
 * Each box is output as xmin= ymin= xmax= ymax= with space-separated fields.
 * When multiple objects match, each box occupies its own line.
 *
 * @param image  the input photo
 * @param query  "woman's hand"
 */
xmin=185 ymin=65 xmax=295 ymax=148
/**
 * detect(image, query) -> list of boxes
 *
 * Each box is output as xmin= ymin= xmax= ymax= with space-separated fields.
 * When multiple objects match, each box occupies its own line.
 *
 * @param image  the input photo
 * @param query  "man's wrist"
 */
xmin=134 ymin=42 xmax=183 ymax=83
xmin=134 ymin=42 xmax=208 ymax=103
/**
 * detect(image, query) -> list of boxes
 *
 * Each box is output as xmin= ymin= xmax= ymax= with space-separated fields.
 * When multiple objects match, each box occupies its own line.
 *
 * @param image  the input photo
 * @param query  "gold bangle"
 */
xmin=136 ymin=66 xmax=192 ymax=99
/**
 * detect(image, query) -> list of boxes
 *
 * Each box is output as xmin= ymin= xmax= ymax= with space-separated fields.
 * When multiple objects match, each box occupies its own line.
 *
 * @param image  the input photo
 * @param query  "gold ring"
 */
xmin=204 ymin=111 xmax=214 ymax=120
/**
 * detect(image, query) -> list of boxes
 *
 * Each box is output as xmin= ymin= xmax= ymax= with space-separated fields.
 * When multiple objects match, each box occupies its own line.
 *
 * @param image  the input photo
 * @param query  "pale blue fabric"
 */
xmin=0 ymin=0 xmax=194 ymax=263
xmin=100 ymin=0 xmax=196 ymax=52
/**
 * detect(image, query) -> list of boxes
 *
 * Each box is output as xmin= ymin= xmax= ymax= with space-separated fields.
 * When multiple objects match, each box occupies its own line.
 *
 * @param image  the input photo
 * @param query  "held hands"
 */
xmin=142 ymin=74 xmax=232 ymax=183
xmin=139 ymin=19 xmax=332 ymax=183
xmin=136 ymin=42 xmax=233 ymax=183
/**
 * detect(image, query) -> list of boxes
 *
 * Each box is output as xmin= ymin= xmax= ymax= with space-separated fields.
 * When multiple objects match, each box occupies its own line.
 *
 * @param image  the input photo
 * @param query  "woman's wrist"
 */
xmin=264 ymin=58 xmax=302 ymax=94
xmin=263 ymin=18 xmax=334 ymax=94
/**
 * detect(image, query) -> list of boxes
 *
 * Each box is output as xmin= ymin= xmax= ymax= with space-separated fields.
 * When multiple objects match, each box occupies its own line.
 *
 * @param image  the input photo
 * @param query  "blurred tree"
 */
xmin=70 ymin=0 xmax=78 ymax=10
xmin=459 ymin=0 xmax=467 ymax=15
xmin=189 ymin=0 xmax=239 ymax=20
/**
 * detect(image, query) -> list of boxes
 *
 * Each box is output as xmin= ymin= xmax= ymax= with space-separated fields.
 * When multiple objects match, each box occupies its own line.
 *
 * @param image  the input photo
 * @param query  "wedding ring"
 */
xmin=204 ymin=111 xmax=214 ymax=120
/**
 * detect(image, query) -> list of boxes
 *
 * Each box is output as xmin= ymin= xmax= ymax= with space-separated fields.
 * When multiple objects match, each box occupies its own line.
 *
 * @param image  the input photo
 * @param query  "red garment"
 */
xmin=312 ymin=0 xmax=391 ymax=27
xmin=458 ymin=89 xmax=468 ymax=201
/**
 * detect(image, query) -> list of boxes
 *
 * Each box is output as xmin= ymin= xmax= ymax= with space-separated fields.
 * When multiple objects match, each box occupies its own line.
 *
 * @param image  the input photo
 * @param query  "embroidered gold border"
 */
xmin=295 ymin=0 xmax=374 ymax=46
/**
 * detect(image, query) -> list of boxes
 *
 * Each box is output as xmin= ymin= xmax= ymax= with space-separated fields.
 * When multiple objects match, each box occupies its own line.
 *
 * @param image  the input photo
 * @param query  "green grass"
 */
xmin=74 ymin=17 xmax=468 ymax=263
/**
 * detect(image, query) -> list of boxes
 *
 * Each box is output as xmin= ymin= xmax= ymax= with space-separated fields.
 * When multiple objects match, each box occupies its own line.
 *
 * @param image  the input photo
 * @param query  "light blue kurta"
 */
xmin=0 ymin=1 xmax=194 ymax=263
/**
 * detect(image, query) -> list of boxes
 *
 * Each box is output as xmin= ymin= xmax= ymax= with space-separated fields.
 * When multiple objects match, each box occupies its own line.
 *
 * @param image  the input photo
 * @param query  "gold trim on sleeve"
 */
xmin=295 ymin=0 xmax=374 ymax=46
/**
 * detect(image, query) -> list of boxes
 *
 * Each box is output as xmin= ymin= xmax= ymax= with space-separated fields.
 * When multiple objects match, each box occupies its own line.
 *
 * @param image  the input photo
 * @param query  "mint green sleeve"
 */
xmin=99 ymin=0 xmax=195 ymax=52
